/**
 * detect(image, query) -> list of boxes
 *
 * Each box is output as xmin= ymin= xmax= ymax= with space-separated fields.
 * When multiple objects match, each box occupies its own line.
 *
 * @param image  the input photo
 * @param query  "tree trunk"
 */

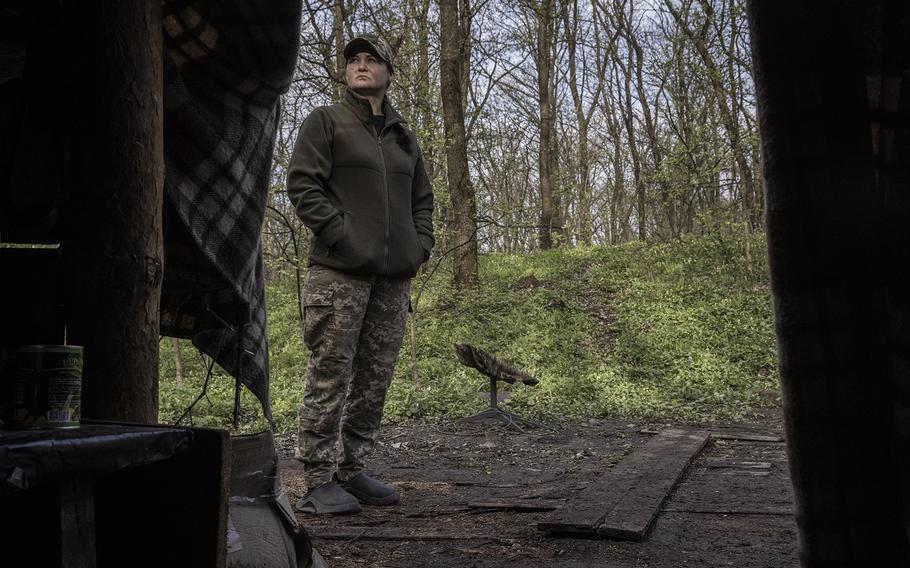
xmin=63 ymin=1 xmax=163 ymax=423
xmin=617 ymin=51 xmax=647 ymax=241
xmin=459 ymin=0 xmax=472 ymax=116
xmin=627 ymin=17 xmax=674 ymax=238
xmin=416 ymin=0 xmax=435 ymax=173
xmin=608 ymin=110 xmax=627 ymax=244
xmin=172 ymin=337 xmax=184 ymax=384
xmin=595 ymin=5 xmax=626 ymax=244
xmin=535 ymin=0 xmax=563 ymax=249
xmin=333 ymin=0 xmax=347 ymax=91
xmin=439 ymin=0 xmax=479 ymax=290
xmin=563 ymin=0 xmax=602 ymax=246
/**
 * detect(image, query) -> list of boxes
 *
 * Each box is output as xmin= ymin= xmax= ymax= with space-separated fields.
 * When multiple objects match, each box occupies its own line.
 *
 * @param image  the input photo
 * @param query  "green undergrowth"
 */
xmin=159 ymin=230 xmax=779 ymax=433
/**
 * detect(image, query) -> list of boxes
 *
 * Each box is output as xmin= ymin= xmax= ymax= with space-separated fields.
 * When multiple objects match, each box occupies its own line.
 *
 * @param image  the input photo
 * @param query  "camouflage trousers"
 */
xmin=297 ymin=264 xmax=411 ymax=487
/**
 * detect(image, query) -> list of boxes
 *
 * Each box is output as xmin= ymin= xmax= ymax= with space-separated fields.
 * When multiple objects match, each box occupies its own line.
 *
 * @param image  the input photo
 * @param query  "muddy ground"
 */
xmin=277 ymin=408 xmax=797 ymax=568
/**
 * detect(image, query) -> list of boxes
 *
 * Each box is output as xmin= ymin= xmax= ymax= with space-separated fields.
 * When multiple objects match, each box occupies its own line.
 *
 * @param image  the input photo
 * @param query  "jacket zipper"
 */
xmin=378 ymin=127 xmax=391 ymax=275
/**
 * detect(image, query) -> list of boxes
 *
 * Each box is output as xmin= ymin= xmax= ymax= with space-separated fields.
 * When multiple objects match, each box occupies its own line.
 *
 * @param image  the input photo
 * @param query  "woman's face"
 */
xmin=345 ymin=51 xmax=391 ymax=97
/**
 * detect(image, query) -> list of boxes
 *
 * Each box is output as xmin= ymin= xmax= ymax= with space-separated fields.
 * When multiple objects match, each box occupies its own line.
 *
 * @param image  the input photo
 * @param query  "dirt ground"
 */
xmin=277 ymin=408 xmax=797 ymax=568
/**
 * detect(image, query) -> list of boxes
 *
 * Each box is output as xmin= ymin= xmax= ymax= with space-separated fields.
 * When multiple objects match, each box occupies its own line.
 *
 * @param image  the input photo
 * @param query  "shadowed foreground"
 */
xmin=278 ymin=412 xmax=796 ymax=567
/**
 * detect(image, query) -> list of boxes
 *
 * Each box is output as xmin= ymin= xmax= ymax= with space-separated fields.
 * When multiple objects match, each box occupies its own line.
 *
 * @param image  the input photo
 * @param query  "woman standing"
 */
xmin=287 ymin=33 xmax=434 ymax=515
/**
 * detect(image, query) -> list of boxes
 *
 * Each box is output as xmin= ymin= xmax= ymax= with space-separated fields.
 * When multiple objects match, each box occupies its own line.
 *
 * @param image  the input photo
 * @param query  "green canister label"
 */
xmin=14 ymin=345 xmax=83 ymax=429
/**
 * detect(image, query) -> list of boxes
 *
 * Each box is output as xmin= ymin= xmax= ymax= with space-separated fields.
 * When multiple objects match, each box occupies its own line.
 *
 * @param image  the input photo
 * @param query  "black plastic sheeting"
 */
xmin=0 ymin=424 xmax=194 ymax=495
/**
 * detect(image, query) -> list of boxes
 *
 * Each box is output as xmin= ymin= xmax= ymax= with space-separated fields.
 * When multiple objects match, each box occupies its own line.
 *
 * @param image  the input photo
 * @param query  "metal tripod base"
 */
xmin=458 ymin=373 xmax=552 ymax=431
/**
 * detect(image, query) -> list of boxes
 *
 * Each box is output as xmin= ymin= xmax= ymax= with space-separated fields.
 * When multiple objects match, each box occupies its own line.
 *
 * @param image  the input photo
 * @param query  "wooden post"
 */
xmin=62 ymin=2 xmax=163 ymax=423
xmin=748 ymin=2 xmax=910 ymax=565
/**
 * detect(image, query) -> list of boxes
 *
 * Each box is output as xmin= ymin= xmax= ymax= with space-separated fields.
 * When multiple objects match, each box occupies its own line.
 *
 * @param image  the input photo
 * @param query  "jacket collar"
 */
xmin=342 ymin=88 xmax=403 ymax=129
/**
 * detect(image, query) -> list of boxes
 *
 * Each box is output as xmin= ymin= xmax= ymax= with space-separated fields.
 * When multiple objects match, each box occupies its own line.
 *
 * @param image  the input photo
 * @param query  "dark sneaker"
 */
xmin=338 ymin=472 xmax=400 ymax=506
xmin=295 ymin=481 xmax=362 ymax=515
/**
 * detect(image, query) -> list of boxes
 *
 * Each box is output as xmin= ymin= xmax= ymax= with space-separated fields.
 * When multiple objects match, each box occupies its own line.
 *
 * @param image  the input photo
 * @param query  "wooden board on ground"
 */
xmin=538 ymin=428 xmax=709 ymax=540
xmin=597 ymin=429 xmax=710 ymax=540
xmin=704 ymin=459 xmax=772 ymax=469
xmin=467 ymin=498 xmax=563 ymax=511
xmin=309 ymin=528 xmax=517 ymax=543
xmin=661 ymin=505 xmax=793 ymax=515
xmin=709 ymin=432 xmax=783 ymax=442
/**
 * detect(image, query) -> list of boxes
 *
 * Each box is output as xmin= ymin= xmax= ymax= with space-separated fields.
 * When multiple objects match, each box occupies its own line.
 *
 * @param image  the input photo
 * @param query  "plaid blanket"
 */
xmin=160 ymin=0 xmax=301 ymax=424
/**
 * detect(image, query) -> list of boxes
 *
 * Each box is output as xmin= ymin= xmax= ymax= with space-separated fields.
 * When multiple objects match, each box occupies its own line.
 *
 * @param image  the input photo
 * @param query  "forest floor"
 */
xmin=277 ymin=405 xmax=797 ymax=568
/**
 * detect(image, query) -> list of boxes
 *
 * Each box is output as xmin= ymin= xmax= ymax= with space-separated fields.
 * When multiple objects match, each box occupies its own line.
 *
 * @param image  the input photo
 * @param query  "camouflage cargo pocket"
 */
xmin=302 ymin=287 xmax=334 ymax=350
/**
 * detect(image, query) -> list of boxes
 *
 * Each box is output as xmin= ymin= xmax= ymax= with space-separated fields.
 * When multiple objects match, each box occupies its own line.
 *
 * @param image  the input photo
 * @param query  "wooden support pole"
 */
xmin=59 ymin=478 xmax=97 ymax=568
xmin=62 ymin=2 xmax=163 ymax=423
xmin=748 ymin=2 xmax=910 ymax=564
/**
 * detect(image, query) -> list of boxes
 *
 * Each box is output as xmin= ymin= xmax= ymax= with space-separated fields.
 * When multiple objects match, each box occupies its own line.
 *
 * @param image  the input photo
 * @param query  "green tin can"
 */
xmin=14 ymin=345 xmax=83 ymax=429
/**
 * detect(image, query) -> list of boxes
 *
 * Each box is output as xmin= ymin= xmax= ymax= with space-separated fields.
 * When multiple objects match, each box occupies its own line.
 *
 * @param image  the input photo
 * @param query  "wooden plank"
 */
xmin=642 ymin=428 xmax=784 ymax=443
xmin=538 ymin=428 xmax=708 ymax=539
xmin=704 ymin=459 xmax=772 ymax=469
xmin=717 ymin=470 xmax=770 ymax=477
xmin=467 ymin=498 xmax=563 ymax=511
xmin=309 ymin=528 xmax=516 ymax=543
xmin=661 ymin=506 xmax=793 ymax=515
xmin=536 ymin=480 xmax=628 ymax=536
xmin=596 ymin=428 xmax=709 ymax=541
xmin=709 ymin=432 xmax=784 ymax=443
xmin=705 ymin=459 xmax=772 ymax=476
xmin=537 ymin=455 xmax=643 ymax=536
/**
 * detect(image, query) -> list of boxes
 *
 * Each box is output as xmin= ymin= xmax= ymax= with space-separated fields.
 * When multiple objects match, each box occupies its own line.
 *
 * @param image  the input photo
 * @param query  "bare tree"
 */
xmin=665 ymin=0 xmax=758 ymax=229
xmin=440 ymin=0 xmax=480 ymax=289
xmin=528 ymin=0 xmax=564 ymax=248
xmin=560 ymin=0 xmax=607 ymax=245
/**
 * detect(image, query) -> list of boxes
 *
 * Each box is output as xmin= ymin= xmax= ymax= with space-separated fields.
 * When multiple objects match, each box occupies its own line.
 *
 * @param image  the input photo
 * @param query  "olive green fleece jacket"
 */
xmin=287 ymin=89 xmax=435 ymax=278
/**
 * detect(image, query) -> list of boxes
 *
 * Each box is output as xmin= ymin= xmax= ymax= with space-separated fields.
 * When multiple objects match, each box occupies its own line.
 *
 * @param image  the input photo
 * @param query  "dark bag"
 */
xmin=228 ymin=431 xmax=326 ymax=568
